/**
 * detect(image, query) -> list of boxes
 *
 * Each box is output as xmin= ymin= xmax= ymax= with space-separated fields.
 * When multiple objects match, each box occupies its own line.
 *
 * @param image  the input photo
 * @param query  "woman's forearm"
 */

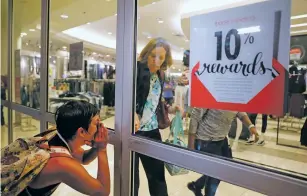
xmin=97 ymin=149 xmax=110 ymax=195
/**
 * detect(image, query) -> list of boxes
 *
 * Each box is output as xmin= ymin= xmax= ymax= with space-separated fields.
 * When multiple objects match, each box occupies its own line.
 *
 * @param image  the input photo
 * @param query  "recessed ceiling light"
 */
xmin=20 ymin=32 xmax=27 ymax=36
xmin=26 ymin=43 xmax=29 ymax=46
xmin=49 ymin=56 xmax=51 ymax=58
xmin=158 ymin=20 xmax=164 ymax=24
xmin=29 ymin=29 xmax=35 ymax=32
xmin=60 ymin=14 xmax=69 ymax=19
xmin=62 ymin=46 xmax=67 ymax=50
xmin=172 ymin=67 xmax=175 ymax=69
xmin=291 ymin=14 xmax=307 ymax=20
xmin=108 ymin=32 xmax=112 ymax=35
xmin=147 ymin=36 xmax=152 ymax=39
xmin=87 ymin=22 xmax=91 ymax=25
xmin=92 ymin=52 xmax=97 ymax=55
xmin=115 ymin=13 xmax=117 ymax=16
xmin=152 ymin=1 xmax=156 ymax=4
xmin=38 ymin=45 xmax=41 ymax=48
xmin=291 ymin=23 xmax=307 ymax=28
xmin=106 ymin=54 xmax=110 ymax=57
xmin=291 ymin=29 xmax=307 ymax=34
xmin=178 ymin=69 xmax=181 ymax=71
xmin=53 ymin=60 xmax=56 ymax=64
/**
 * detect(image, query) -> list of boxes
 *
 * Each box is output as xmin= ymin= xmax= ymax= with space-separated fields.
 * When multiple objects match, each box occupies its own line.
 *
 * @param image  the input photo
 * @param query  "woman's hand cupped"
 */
xmin=92 ymin=123 xmax=108 ymax=150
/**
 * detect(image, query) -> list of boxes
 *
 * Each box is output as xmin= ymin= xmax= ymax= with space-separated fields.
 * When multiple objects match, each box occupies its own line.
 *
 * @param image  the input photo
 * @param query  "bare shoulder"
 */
xmin=29 ymin=156 xmax=78 ymax=189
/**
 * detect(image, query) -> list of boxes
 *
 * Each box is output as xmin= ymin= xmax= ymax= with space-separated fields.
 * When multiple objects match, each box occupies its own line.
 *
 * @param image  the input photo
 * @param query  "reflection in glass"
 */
xmin=12 ymin=111 xmax=40 ymax=141
xmin=134 ymin=0 xmax=307 ymax=179
xmin=133 ymin=153 xmax=265 ymax=196
xmin=12 ymin=0 xmax=41 ymax=109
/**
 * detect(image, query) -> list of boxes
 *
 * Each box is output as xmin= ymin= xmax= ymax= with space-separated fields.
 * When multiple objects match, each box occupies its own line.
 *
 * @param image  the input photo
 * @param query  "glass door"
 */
xmin=114 ymin=0 xmax=307 ymax=195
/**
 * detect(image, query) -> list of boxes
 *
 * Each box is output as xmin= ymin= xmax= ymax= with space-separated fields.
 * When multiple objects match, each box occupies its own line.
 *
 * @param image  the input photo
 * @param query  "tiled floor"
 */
xmin=1 ymin=114 xmax=306 ymax=196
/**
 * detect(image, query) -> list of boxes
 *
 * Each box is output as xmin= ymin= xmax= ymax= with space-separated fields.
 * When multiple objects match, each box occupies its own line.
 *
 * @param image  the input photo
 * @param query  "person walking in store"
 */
xmin=2 ymin=101 xmax=110 ymax=196
xmin=163 ymin=78 xmax=174 ymax=105
xmin=187 ymin=108 xmax=259 ymax=196
xmin=134 ymin=37 xmax=181 ymax=196
xmin=246 ymin=113 xmax=267 ymax=145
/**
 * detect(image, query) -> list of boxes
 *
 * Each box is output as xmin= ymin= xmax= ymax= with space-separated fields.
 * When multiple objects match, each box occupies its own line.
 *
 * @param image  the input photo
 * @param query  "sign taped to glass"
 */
xmin=189 ymin=0 xmax=291 ymax=116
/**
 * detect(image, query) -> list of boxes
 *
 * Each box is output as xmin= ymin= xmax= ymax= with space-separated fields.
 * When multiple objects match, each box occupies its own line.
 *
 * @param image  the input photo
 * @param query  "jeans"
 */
xmin=249 ymin=114 xmax=267 ymax=133
xmin=194 ymin=138 xmax=232 ymax=196
xmin=134 ymin=129 xmax=168 ymax=196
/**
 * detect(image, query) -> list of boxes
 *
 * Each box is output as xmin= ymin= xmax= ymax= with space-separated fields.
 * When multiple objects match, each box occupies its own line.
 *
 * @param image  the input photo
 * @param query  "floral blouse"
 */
xmin=139 ymin=73 xmax=161 ymax=131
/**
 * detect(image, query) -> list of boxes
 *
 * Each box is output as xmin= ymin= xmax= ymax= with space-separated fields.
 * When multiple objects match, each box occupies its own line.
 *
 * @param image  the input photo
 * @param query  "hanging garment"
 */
xmin=301 ymin=118 xmax=307 ymax=146
xmin=289 ymin=94 xmax=305 ymax=118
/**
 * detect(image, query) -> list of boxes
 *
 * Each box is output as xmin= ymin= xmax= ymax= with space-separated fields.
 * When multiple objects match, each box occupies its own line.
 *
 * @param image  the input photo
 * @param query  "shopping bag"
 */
xmin=165 ymin=112 xmax=189 ymax=176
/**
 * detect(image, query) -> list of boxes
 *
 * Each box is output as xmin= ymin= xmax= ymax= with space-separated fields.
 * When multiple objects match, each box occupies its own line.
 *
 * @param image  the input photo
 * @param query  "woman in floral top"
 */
xmin=134 ymin=38 xmax=180 ymax=196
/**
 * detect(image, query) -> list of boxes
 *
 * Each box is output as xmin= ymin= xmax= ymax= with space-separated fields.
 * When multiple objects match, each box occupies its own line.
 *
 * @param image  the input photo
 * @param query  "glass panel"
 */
xmin=1 ymin=106 xmax=9 ymax=148
xmin=52 ymin=144 xmax=114 ymax=196
xmin=134 ymin=0 xmax=307 ymax=179
xmin=1 ymin=0 xmax=9 ymax=99
xmin=12 ymin=110 xmax=40 ymax=141
xmin=11 ymin=0 xmax=41 ymax=109
xmin=132 ymin=152 xmax=265 ymax=196
xmin=47 ymin=0 xmax=117 ymax=131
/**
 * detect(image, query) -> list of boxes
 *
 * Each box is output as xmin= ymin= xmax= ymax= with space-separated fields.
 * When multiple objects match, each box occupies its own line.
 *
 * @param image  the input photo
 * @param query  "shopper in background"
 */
xmin=134 ymin=37 xmax=180 ymax=196
xmin=187 ymin=108 xmax=259 ymax=196
xmin=6 ymin=101 xmax=111 ymax=196
xmin=247 ymin=113 xmax=267 ymax=145
xmin=163 ymin=77 xmax=174 ymax=105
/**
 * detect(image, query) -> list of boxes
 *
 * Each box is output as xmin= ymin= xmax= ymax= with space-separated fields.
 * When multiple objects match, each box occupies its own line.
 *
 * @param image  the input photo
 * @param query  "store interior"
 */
xmin=1 ymin=0 xmax=307 ymax=195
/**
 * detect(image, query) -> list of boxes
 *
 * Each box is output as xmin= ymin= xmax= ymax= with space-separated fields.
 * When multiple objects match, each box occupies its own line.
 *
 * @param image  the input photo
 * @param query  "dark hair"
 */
xmin=55 ymin=100 xmax=99 ymax=141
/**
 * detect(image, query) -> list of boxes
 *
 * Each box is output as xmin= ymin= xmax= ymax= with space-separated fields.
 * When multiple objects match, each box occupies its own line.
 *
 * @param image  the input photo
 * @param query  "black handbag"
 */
xmin=156 ymin=100 xmax=170 ymax=129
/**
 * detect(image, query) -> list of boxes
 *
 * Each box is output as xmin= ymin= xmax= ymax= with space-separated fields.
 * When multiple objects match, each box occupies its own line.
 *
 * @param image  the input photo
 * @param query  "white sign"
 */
xmin=190 ymin=0 xmax=289 ymax=104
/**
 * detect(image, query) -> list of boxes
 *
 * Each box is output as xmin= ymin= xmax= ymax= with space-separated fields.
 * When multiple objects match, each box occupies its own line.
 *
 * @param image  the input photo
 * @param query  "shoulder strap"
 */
xmin=49 ymin=147 xmax=72 ymax=158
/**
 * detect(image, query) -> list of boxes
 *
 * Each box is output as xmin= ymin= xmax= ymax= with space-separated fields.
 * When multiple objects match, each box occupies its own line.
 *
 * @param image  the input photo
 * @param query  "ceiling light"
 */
xmin=180 ymin=47 xmax=184 ymax=50
xmin=60 ymin=14 xmax=69 ymax=19
xmin=178 ymin=69 xmax=181 ymax=71
xmin=53 ymin=60 xmax=56 ymax=64
xmin=147 ymin=36 xmax=152 ymax=39
xmin=38 ymin=45 xmax=41 ymax=48
xmin=26 ymin=43 xmax=29 ymax=46
xmin=20 ymin=32 xmax=27 ymax=36
xmin=106 ymin=54 xmax=110 ymax=57
xmin=158 ymin=20 xmax=164 ymax=24
xmin=291 ymin=23 xmax=307 ymax=28
xmin=152 ymin=1 xmax=156 ymax=4
xmin=114 ymin=14 xmax=117 ymax=16
xmin=106 ymin=0 xmax=111 ymax=2
xmin=29 ymin=29 xmax=35 ymax=32
xmin=92 ymin=52 xmax=97 ymax=55
xmin=172 ymin=67 xmax=175 ymax=69
xmin=291 ymin=14 xmax=307 ymax=20
xmin=291 ymin=29 xmax=307 ymax=34
xmin=62 ymin=46 xmax=67 ymax=49
xmin=49 ymin=56 xmax=51 ymax=58
xmin=185 ymin=39 xmax=189 ymax=42
xmin=108 ymin=32 xmax=112 ymax=35
xmin=87 ymin=22 xmax=91 ymax=25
